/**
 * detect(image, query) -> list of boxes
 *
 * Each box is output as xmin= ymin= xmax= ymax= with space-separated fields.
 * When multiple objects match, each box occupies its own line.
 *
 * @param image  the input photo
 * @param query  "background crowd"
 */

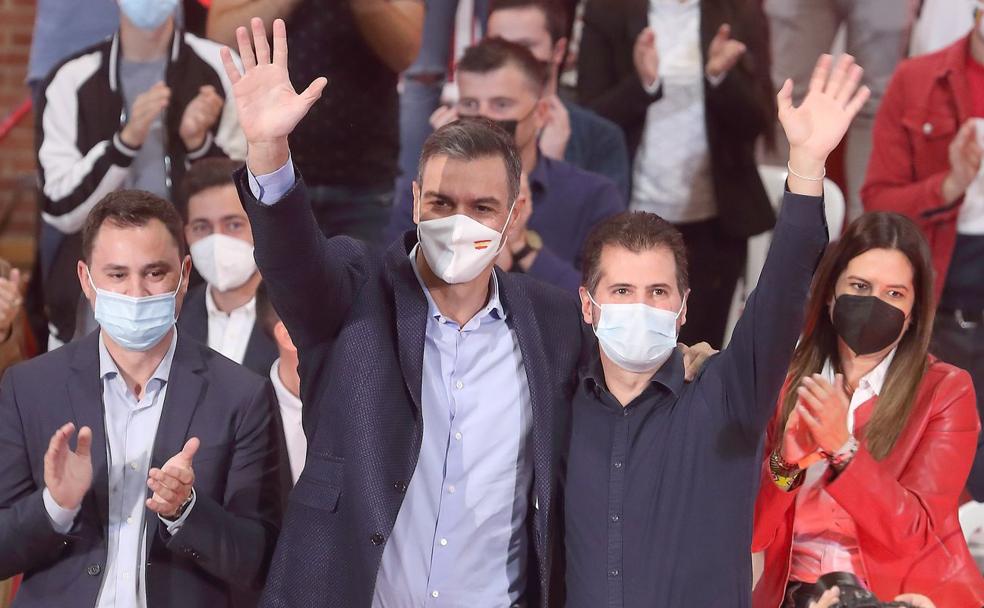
xmin=0 ymin=0 xmax=982 ymax=607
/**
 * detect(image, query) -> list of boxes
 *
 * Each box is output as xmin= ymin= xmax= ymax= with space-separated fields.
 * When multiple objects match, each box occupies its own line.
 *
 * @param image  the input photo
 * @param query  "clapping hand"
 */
xmin=146 ymin=438 xmax=199 ymax=519
xmin=220 ymin=18 xmax=328 ymax=175
xmin=44 ymin=422 xmax=93 ymax=511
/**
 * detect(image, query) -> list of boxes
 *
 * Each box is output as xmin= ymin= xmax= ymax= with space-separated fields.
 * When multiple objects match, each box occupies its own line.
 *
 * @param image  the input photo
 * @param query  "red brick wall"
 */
xmin=0 ymin=0 xmax=37 ymax=271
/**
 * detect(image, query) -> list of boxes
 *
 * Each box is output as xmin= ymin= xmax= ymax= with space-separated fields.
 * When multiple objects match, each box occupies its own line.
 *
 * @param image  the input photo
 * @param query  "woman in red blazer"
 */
xmin=751 ymin=212 xmax=984 ymax=608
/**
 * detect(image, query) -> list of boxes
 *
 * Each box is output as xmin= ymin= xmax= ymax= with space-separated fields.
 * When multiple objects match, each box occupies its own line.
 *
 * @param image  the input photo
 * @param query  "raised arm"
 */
xmin=221 ymin=18 xmax=369 ymax=348
xmin=720 ymin=55 xmax=870 ymax=437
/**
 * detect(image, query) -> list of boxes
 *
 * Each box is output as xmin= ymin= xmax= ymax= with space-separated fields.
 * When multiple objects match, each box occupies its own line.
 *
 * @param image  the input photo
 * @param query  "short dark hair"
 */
xmin=489 ymin=0 xmax=569 ymax=43
xmin=456 ymin=36 xmax=550 ymax=95
xmin=581 ymin=211 xmax=689 ymax=294
xmin=81 ymin=190 xmax=187 ymax=262
xmin=417 ymin=119 xmax=523 ymax=203
xmin=255 ymin=280 xmax=280 ymax=339
xmin=179 ymin=157 xmax=243 ymax=220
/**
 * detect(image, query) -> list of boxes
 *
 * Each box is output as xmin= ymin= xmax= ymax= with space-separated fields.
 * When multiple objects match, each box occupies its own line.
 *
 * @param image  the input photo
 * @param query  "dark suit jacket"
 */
xmin=0 ymin=331 xmax=285 ymax=608
xmin=177 ymin=282 xmax=278 ymax=377
xmin=238 ymin=169 xmax=583 ymax=608
xmin=577 ymin=0 xmax=776 ymax=239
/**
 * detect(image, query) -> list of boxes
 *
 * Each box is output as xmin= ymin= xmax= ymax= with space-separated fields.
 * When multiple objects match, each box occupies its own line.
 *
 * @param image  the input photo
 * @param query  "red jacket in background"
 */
xmin=751 ymin=359 xmax=984 ymax=608
xmin=862 ymin=35 xmax=973 ymax=299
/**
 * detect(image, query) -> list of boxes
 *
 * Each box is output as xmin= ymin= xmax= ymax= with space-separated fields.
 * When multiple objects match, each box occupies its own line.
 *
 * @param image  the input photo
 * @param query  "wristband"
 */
xmin=787 ymin=161 xmax=826 ymax=182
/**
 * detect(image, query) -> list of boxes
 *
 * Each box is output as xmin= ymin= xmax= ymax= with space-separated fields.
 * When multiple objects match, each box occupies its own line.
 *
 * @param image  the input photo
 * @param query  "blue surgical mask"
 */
xmin=588 ymin=292 xmax=688 ymax=373
xmin=119 ymin=0 xmax=178 ymax=31
xmin=88 ymin=268 xmax=183 ymax=351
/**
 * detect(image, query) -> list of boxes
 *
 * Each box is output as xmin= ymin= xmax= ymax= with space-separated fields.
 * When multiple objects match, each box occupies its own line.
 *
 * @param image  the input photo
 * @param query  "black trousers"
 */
xmin=931 ymin=310 xmax=984 ymax=498
xmin=676 ymin=218 xmax=748 ymax=350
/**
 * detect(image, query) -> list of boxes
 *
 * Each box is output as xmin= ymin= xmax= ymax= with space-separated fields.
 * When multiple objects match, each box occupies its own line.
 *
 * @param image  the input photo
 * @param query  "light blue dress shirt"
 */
xmin=250 ymin=163 xmax=535 ymax=606
xmin=43 ymin=331 xmax=195 ymax=608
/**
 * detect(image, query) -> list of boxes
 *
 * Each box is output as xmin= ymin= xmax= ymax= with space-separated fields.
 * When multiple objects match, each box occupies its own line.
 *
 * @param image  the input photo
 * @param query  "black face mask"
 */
xmin=832 ymin=294 xmax=906 ymax=356
xmin=459 ymin=114 xmax=518 ymax=138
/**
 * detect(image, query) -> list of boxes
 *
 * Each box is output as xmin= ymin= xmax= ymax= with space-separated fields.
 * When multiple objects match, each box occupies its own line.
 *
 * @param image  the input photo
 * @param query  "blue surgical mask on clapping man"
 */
xmin=87 ymin=268 xmax=183 ymax=351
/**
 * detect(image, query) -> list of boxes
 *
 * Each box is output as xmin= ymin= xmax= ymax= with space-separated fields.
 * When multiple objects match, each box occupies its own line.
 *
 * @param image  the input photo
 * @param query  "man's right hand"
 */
xmin=44 ymin=422 xmax=93 ymax=511
xmin=942 ymin=119 xmax=983 ymax=204
xmin=220 ymin=18 xmax=328 ymax=175
xmin=120 ymin=82 xmax=171 ymax=149
xmin=633 ymin=27 xmax=660 ymax=91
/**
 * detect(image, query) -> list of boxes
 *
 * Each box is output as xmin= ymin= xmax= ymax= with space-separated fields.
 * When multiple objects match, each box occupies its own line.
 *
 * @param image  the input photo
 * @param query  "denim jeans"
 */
xmin=398 ymin=0 xmax=489 ymax=178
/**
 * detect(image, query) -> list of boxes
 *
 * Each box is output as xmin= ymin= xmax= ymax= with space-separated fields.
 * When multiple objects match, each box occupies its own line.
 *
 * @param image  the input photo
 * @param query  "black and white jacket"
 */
xmin=36 ymin=28 xmax=245 ymax=235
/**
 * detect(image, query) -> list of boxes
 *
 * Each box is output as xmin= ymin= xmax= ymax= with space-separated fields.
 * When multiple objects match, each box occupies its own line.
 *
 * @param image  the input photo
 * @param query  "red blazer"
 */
xmin=862 ymin=36 xmax=973 ymax=299
xmin=751 ymin=359 xmax=984 ymax=608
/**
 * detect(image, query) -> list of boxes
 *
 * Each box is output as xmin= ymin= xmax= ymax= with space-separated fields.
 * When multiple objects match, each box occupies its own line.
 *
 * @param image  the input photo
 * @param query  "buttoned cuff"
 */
xmin=42 ymin=487 xmax=80 ymax=534
xmin=247 ymin=157 xmax=295 ymax=205
xmin=159 ymin=488 xmax=197 ymax=535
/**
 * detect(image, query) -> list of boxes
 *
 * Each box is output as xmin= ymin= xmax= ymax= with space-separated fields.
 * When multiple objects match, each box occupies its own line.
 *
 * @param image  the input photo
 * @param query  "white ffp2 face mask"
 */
xmin=190 ymin=234 xmax=257 ymax=292
xmin=588 ymin=291 xmax=687 ymax=373
xmin=417 ymin=207 xmax=514 ymax=284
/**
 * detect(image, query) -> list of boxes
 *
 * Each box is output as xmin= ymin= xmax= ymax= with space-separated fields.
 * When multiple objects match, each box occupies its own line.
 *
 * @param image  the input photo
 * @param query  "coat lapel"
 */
xmin=496 ymin=271 xmax=555 ymax=570
xmin=387 ymin=234 xmax=428 ymax=414
xmin=67 ymin=332 xmax=110 ymax=528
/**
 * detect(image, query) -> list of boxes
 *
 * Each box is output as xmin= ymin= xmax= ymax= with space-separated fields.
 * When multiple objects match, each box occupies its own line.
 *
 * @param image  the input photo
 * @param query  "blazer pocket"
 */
xmin=289 ymin=455 xmax=343 ymax=512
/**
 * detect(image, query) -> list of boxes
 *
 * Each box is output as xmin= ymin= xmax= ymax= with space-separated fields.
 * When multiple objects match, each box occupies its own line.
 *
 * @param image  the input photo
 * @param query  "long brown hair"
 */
xmin=778 ymin=213 xmax=936 ymax=460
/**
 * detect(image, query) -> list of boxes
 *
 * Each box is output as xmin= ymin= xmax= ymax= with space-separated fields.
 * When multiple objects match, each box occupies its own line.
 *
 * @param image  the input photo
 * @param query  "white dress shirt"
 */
xmin=270 ymin=358 xmax=306 ymax=485
xmin=43 ymin=331 xmax=196 ymax=608
xmin=204 ymin=286 xmax=256 ymax=364
xmin=632 ymin=0 xmax=717 ymax=224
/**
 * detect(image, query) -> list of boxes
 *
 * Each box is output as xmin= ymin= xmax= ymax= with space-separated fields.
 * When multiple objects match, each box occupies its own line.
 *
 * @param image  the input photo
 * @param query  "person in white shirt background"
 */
xmin=176 ymin=158 xmax=278 ymax=376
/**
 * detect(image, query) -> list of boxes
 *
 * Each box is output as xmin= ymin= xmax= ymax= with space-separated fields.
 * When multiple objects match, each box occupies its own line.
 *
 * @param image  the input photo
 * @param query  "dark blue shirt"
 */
xmin=386 ymin=155 xmax=626 ymax=293
xmin=563 ymin=100 xmax=630 ymax=202
xmin=564 ymin=192 xmax=829 ymax=608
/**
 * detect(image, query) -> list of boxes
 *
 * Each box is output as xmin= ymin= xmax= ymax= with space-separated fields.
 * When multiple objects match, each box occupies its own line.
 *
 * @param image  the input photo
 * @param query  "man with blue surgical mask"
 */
xmin=0 ymin=190 xmax=285 ymax=608
xmin=563 ymin=54 xmax=869 ymax=607
xmin=36 ymin=0 xmax=246 ymax=350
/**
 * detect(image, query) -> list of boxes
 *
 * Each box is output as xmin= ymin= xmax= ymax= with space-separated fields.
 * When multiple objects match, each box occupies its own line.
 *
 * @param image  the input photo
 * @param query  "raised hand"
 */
xmin=705 ymin=24 xmax=746 ymax=79
xmin=633 ymin=27 xmax=660 ymax=90
xmin=781 ymin=404 xmax=821 ymax=469
xmin=120 ymin=82 xmax=171 ymax=149
xmin=179 ymin=85 xmax=224 ymax=151
xmin=44 ymin=422 xmax=93 ymax=511
xmin=220 ymin=18 xmax=327 ymax=174
xmin=778 ymin=54 xmax=870 ymax=186
xmin=146 ymin=437 xmax=199 ymax=519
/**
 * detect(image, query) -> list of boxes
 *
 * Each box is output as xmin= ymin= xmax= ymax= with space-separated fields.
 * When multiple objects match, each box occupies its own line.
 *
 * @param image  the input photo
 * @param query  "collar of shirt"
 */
xmin=204 ymin=284 xmax=257 ymax=319
xmin=581 ymin=346 xmax=686 ymax=410
xmin=98 ymin=329 xmax=177 ymax=387
xmin=407 ymin=243 xmax=507 ymax=327
xmin=821 ymin=347 xmax=897 ymax=434
xmin=270 ymin=358 xmax=302 ymax=413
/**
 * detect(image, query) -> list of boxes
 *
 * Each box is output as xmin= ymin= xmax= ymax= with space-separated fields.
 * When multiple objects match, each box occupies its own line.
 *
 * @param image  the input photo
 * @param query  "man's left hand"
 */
xmin=146 ymin=437 xmax=199 ymax=519
xmin=705 ymin=24 xmax=746 ymax=80
xmin=679 ymin=342 xmax=717 ymax=383
xmin=179 ymin=85 xmax=224 ymax=151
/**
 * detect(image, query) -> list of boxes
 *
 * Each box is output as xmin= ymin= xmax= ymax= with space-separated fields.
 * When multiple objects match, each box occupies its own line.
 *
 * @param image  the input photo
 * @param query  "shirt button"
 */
xmin=86 ymin=564 xmax=101 ymax=576
xmin=370 ymin=533 xmax=385 ymax=546
xmin=611 ymin=514 xmax=620 ymax=523
xmin=431 ymin=590 xmax=440 ymax=598
xmin=440 ymin=538 xmax=448 ymax=546
xmin=454 ymin=432 xmax=462 ymax=441
xmin=126 ymin=516 xmax=133 ymax=524
xmin=613 ymin=461 xmax=623 ymax=469
xmin=129 ymin=462 xmax=138 ymax=471
xmin=609 ymin=569 xmax=620 ymax=577
xmin=447 ymin=485 xmax=456 ymax=494
xmin=455 ymin=380 xmax=464 ymax=390
xmin=393 ymin=480 xmax=408 ymax=493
